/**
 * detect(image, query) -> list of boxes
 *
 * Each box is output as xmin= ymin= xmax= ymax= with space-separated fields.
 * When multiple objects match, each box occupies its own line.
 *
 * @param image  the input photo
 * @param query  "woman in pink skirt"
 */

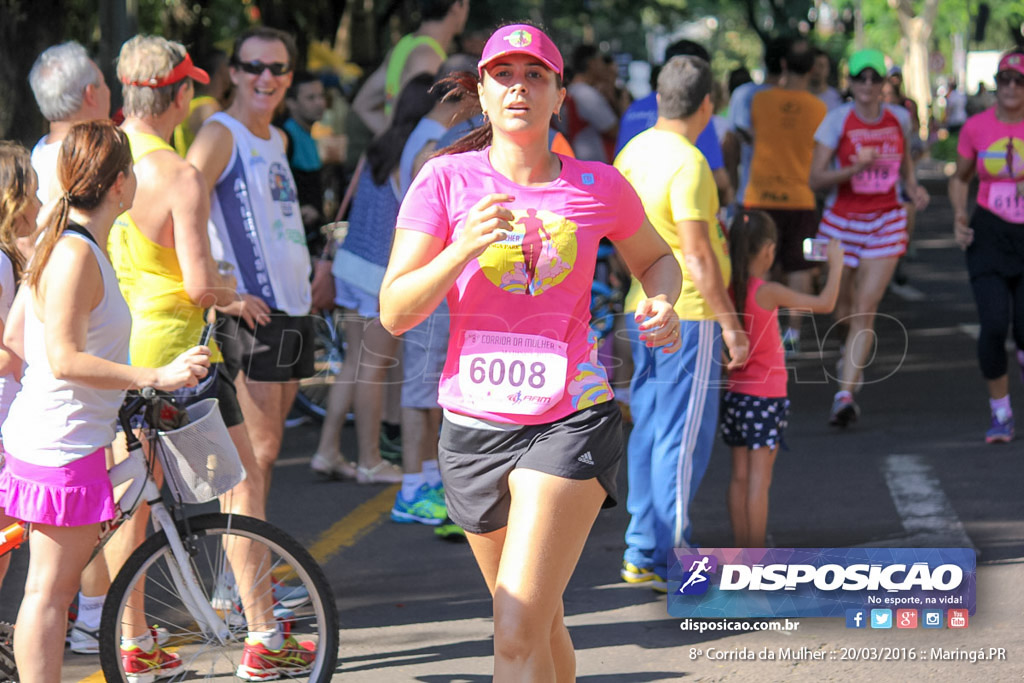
xmin=0 ymin=121 xmax=210 ymax=683
xmin=0 ymin=142 xmax=41 ymax=589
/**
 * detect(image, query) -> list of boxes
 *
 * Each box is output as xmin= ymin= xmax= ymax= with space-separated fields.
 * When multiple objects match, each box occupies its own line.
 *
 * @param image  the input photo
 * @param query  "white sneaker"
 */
xmin=67 ymin=623 xmax=99 ymax=654
xmin=70 ymin=624 xmax=169 ymax=655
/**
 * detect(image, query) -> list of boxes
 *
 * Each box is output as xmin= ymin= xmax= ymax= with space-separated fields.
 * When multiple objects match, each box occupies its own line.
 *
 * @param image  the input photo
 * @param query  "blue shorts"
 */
xmin=401 ymin=302 xmax=450 ymax=409
xmin=720 ymin=391 xmax=789 ymax=451
xmin=334 ymin=277 xmax=379 ymax=318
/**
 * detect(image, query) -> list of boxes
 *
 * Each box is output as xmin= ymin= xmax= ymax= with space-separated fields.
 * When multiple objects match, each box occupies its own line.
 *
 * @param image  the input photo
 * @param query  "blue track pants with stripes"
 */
xmin=623 ymin=317 xmax=723 ymax=579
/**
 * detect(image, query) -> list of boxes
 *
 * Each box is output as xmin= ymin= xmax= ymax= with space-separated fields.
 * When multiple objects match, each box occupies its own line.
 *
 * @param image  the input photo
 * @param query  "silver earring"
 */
xmin=118 ymin=201 xmax=124 ymax=209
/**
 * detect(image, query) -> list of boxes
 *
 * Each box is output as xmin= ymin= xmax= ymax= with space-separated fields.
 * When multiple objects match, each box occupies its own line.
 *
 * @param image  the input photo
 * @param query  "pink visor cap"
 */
xmin=998 ymin=52 xmax=1024 ymax=77
xmin=478 ymin=24 xmax=563 ymax=78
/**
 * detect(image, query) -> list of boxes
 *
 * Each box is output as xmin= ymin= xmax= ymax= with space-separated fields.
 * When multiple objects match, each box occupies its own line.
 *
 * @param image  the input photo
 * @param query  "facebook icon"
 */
xmin=846 ymin=609 xmax=867 ymax=629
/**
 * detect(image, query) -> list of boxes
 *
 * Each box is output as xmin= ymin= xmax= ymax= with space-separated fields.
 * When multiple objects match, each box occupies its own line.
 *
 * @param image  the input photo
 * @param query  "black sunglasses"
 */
xmin=851 ymin=72 xmax=884 ymax=84
xmin=996 ymin=71 xmax=1024 ymax=87
xmin=234 ymin=60 xmax=291 ymax=76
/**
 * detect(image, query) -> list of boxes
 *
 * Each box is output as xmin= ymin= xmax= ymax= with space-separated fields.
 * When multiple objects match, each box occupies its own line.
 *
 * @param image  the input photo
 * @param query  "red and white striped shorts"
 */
xmin=818 ymin=206 xmax=908 ymax=268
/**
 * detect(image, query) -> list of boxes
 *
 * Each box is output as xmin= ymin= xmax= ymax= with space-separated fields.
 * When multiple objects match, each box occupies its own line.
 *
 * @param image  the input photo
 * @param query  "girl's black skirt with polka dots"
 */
xmin=720 ymin=391 xmax=790 ymax=451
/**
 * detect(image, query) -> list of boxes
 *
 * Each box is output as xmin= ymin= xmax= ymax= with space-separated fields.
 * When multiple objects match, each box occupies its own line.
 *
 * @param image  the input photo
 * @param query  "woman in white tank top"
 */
xmin=0 ymin=122 xmax=212 ymax=683
xmin=0 ymin=143 xmax=41 ymax=593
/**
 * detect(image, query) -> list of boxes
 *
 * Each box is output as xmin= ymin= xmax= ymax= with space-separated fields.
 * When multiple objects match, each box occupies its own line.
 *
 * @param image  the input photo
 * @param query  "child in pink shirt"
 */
xmin=723 ymin=210 xmax=843 ymax=547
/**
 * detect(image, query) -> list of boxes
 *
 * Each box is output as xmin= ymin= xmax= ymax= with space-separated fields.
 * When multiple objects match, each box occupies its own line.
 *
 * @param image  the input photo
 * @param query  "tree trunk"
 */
xmin=893 ymin=0 xmax=939 ymax=142
xmin=904 ymin=16 xmax=931 ymax=140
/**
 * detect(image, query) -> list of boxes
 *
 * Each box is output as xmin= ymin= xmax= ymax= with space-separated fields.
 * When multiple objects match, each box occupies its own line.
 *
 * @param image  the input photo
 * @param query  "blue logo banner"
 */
xmin=667 ymin=548 xmax=976 ymax=618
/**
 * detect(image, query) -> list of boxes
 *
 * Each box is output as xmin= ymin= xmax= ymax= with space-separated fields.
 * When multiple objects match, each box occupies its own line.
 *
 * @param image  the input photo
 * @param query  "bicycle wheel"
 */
xmin=99 ymin=513 xmax=338 ymax=682
xmin=294 ymin=311 xmax=343 ymax=422
xmin=0 ymin=621 xmax=16 ymax=681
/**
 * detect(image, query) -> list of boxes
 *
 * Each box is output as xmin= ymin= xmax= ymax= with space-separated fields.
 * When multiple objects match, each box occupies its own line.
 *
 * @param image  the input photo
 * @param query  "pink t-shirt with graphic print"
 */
xmin=397 ymin=148 xmax=643 ymax=425
xmin=957 ymin=107 xmax=1024 ymax=223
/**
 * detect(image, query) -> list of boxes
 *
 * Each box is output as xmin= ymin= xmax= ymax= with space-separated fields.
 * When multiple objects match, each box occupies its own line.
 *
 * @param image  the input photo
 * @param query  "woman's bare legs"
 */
xmin=16 ymin=523 xmax=100 ymax=682
xmin=837 ymin=257 xmax=900 ymax=393
xmin=465 ymin=469 xmax=607 ymax=682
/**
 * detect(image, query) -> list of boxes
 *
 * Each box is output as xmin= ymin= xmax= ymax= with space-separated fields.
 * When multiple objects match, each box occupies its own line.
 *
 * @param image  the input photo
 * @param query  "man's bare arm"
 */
xmin=172 ymin=164 xmax=236 ymax=308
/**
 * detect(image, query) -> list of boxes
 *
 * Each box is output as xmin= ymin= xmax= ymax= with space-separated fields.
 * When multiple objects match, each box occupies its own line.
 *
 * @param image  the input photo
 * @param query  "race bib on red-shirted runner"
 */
xmin=850 ymin=157 xmax=901 ymax=194
xmin=458 ymin=330 xmax=568 ymax=415
xmin=988 ymin=181 xmax=1024 ymax=223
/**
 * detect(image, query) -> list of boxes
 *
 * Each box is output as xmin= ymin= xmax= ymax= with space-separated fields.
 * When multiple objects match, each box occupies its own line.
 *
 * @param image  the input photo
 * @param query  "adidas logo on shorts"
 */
xmin=577 ymin=451 xmax=594 ymax=465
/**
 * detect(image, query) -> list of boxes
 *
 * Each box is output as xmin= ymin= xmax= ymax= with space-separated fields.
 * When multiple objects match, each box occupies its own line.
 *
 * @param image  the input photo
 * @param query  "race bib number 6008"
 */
xmin=458 ymin=330 xmax=568 ymax=415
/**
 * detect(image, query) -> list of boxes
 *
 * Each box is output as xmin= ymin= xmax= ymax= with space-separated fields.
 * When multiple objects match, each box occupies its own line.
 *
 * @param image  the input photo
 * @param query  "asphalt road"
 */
xmin=5 ymin=186 xmax=1023 ymax=681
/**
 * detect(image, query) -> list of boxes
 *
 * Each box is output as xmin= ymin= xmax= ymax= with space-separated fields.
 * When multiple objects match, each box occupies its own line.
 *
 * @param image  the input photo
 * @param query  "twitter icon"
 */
xmin=870 ymin=609 xmax=892 ymax=629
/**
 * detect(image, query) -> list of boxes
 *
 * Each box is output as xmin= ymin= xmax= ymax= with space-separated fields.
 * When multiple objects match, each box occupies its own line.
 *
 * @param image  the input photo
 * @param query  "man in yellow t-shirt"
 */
xmin=742 ymin=39 xmax=827 ymax=353
xmin=614 ymin=55 xmax=749 ymax=588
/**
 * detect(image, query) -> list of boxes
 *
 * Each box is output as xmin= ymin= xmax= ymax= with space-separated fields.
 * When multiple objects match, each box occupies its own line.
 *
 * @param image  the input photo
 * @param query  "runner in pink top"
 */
xmin=809 ymin=49 xmax=929 ymax=428
xmin=950 ymin=49 xmax=1024 ymax=444
xmin=398 ymin=147 xmax=644 ymax=424
xmin=380 ymin=23 xmax=682 ymax=679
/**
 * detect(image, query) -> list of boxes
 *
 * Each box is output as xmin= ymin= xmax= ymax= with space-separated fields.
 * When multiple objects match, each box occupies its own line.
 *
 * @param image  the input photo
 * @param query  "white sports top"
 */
xmin=2 ymin=230 xmax=132 ymax=466
xmin=206 ymin=112 xmax=312 ymax=316
xmin=30 ymin=136 xmax=62 ymax=203
xmin=0 ymin=253 xmax=20 ymax=427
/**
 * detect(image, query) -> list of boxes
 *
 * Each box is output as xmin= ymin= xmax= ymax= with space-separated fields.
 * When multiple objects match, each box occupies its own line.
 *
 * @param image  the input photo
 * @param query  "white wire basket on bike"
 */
xmin=156 ymin=398 xmax=245 ymax=504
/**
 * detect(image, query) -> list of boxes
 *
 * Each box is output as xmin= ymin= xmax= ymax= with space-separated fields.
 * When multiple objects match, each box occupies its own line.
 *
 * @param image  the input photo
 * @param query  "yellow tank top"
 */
xmin=109 ymin=130 xmax=223 ymax=367
xmin=172 ymin=95 xmax=218 ymax=157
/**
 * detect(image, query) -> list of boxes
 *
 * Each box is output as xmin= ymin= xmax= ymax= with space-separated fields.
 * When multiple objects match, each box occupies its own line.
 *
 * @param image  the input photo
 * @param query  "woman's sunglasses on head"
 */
xmin=233 ymin=60 xmax=291 ymax=76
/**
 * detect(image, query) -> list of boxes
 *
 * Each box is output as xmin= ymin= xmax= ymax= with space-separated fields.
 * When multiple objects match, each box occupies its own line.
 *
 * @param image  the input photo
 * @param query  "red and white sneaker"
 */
xmin=121 ymin=642 xmax=182 ymax=683
xmin=235 ymin=634 xmax=316 ymax=681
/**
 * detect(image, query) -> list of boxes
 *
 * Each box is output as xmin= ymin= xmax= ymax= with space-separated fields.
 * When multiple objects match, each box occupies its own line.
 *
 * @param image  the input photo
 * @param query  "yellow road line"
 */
xmin=77 ymin=485 xmax=396 ymax=681
xmin=306 ymin=485 xmax=398 ymax=564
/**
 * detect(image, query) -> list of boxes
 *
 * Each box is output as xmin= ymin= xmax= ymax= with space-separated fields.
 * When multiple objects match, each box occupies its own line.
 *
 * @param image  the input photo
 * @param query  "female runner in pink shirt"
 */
xmin=950 ymin=49 xmax=1024 ymax=444
xmin=380 ymin=23 xmax=682 ymax=681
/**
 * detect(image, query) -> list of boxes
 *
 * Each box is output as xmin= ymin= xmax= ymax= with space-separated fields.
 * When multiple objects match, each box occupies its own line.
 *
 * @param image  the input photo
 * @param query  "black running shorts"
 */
xmin=437 ymin=401 xmax=624 ymax=534
xmin=216 ymin=311 xmax=315 ymax=383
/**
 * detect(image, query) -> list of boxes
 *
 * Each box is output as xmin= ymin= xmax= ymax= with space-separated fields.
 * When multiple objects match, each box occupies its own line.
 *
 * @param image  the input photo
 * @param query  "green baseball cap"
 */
xmin=849 ymin=49 xmax=887 ymax=78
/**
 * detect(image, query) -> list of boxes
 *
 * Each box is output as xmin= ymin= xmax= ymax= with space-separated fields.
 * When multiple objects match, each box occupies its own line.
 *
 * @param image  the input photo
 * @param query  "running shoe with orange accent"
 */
xmin=235 ymin=635 xmax=316 ymax=681
xmin=120 ymin=642 xmax=182 ymax=683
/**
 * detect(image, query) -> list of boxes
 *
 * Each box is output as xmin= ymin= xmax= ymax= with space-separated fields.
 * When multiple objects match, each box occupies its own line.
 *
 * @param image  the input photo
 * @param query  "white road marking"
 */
xmin=888 ymin=282 xmax=926 ymax=301
xmin=880 ymin=454 xmax=975 ymax=549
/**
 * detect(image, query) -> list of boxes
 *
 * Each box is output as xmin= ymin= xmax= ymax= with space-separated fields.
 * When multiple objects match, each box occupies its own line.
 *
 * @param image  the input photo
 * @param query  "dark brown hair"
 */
xmin=728 ymin=209 xmax=778 ymax=325
xmin=25 ymin=120 xmax=132 ymax=288
xmin=366 ymin=73 xmax=436 ymax=185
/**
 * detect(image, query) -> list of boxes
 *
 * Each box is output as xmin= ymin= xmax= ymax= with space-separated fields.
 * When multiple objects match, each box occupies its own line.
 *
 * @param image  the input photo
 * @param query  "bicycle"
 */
xmin=293 ymin=309 xmax=344 ymax=423
xmin=0 ymin=388 xmax=339 ymax=681
xmin=295 ymin=221 xmax=349 ymax=424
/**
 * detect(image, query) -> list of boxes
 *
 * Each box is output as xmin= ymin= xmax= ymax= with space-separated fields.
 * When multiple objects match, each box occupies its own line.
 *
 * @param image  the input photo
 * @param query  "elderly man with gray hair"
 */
xmin=28 ymin=41 xmax=112 ymax=202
